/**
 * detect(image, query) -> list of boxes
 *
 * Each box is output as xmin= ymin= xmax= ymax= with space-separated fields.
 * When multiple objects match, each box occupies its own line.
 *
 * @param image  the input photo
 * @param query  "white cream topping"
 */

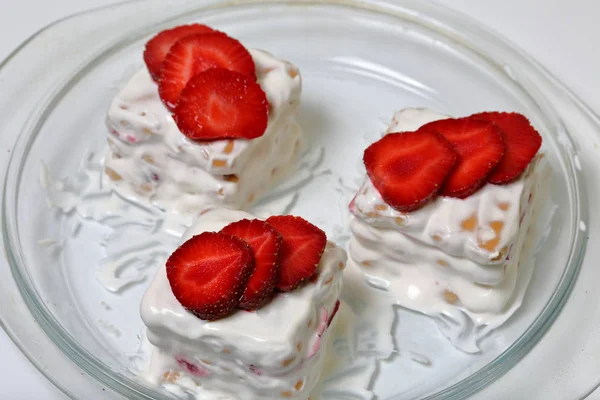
xmin=349 ymin=108 xmax=544 ymax=352
xmin=105 ymin=49 xmax=303 ymax=215
xmin=140 ymin=207 xmax=346 ymax=399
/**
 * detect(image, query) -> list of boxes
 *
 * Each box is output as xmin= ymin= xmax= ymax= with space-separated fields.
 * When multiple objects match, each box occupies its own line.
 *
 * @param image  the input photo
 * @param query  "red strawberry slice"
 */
xmin=419 ymin=118 xmax=505 ymax=198
xmin=166 ymin=232 xmax=254 ymax=321
xmin=363 ymin=130 xmax=458 ymax=212
xmin=174 ymin=68 xmax=268 ymax=140
xmin=158 ymin=32 xmax=256 ymax=109
xmin=265 ymin=216 xmax=327 ymax=292
xmin=220 ymin=219 xmax=282 ymax=310
xmin=470 ymin=112 xmax=542 ymax=184
xmin=143 ymin=24 xmax=216 ymax=82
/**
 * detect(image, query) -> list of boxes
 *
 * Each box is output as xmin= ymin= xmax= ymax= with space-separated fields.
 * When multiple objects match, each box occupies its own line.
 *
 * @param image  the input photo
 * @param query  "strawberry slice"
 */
xmin=419 ymin=118 xmax=504 ymax=198
xmin=220 ymin=219 xmax=282 ymax=310
xmin=363 ymin=130 xmax=458 ymax=212
xmin=143 ymin=24 xmax=216 ymax=81
xmin=158 ymin=32 xmax=256 ymax=109
xmin=470 ymin=112 xmax=542 ymax=184
xmin=265 ymin=216 xmax=327 ymax=292
xmin=173 ymin=68 xmax=268 ymax=140
xmin=166 ymin=232 xmax=254 ymax=321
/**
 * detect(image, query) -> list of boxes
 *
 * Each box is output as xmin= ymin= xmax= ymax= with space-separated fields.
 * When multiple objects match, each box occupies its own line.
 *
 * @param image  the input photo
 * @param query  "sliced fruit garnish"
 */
xmin=363 ymin=130 xmax=458 ymax=212
xmin=220 ymin=219 xmax=282 ymax=310
xmin=469 ymin=112 xmax=542 ymax=184
xmin=166 ymin=232 xmax=254 ymax=321
xmin=158 ymin=32 xmax=256 ymax=109
xmin=143 ymin=24 xmax=216 ymax=82
xmin=265 ymin=216 xmax=327 ymax=292
xmin=419 ymin=118 xmax=505 ymax=198
xmin=173 ymin=68 xmax=269 ymax=140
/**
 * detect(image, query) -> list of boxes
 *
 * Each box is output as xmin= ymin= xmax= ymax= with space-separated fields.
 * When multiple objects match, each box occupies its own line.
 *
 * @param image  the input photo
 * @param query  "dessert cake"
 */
xmin=349 ymin=108 xmax=543 ymax=350
xmin=141 ymin=207 xmax=346 ymax=399
xmin=104 ymin=24 xmax=302 ymax=214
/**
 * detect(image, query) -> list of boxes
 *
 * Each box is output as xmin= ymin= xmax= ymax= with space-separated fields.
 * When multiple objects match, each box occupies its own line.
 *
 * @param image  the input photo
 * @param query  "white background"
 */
xmin=0 ymin=0 xmax=598 ymax=399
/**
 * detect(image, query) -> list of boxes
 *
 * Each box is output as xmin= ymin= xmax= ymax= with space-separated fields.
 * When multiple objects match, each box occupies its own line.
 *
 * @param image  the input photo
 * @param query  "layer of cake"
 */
xmin=141 ymin=207 xmax=346 ymax=399
xmin=105 ymin=49 xmax=303 ymax=214
xmin=351 ymin=108 xmax=538 ymax=266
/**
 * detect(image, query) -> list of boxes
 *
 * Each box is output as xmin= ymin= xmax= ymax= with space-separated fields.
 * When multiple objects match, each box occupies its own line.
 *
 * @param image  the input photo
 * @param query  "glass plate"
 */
xmin=1 ymin=0 xmax=598 ymax=399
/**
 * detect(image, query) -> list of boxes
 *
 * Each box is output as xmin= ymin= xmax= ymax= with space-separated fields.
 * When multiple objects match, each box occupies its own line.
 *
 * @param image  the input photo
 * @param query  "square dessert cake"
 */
xmin=348 ymin=108 xmax=543 ymax=351
xmin=105 ymin=45 xmax=302 ymax=214
xmin=141 ymin=207 xmax=346 ymax=399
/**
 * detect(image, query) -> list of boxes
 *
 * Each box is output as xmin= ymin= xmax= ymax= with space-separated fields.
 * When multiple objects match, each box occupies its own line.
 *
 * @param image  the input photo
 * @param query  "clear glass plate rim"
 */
xmin=0 ymin=0 xmax=595 ymax=399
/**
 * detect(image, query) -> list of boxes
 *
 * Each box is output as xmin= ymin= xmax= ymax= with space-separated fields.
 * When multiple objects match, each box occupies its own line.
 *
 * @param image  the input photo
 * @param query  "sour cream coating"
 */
xmin=105 ymin=49 xmax=303 ymax=215
xmin=141 ymin=207 xmax=346 ymax=399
